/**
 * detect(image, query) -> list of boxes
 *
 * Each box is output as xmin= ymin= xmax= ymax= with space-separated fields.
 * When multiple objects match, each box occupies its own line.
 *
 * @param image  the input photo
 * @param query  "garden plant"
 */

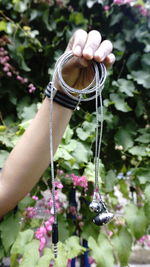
xmin=0 ymin=0 xmax=150 ymax=266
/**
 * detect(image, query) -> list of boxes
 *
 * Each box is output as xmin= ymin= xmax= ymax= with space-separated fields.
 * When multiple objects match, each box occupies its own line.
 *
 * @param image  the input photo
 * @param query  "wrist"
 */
xmin=45 ymin=82 xmax=80 ymax=110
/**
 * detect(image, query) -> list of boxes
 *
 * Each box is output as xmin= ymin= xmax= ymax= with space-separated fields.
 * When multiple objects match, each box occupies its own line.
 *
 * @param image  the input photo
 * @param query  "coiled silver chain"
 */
xmin=49 ymin=51 xmax=107 ymax=257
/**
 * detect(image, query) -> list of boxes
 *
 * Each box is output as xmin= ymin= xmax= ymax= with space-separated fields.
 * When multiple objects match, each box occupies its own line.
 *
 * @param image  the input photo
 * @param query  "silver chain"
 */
xmin=49 ymin=51 xmax=107 ymax=257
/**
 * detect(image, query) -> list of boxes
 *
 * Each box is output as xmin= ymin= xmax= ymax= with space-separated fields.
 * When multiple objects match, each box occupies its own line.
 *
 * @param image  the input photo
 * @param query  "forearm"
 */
xmin=0 ymin=97 xmax=72 ymax=217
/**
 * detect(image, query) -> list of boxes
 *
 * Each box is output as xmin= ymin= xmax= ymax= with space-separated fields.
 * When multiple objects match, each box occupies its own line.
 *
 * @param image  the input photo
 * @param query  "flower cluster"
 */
xmin=0 ymin=43 xmax=37 ymax=93
xmin=103 ymin=0 xmax=150 ymax=17
xmin=137 ymin=235 xmax=150 ymax=247
xmin=113 ymin=0 xmax=135 ymax=5
xmin=47 ymin=189 xmax=64 ymax=213
xmin=35 ymin=216 xmax=55 ymax=252
xmin=71 ymin=174 xmax=88 ymax=191
xmin=26 ymin=206 xmax=37 ymax=218
xmin=25 ymin=183 xmax=67 ymax=252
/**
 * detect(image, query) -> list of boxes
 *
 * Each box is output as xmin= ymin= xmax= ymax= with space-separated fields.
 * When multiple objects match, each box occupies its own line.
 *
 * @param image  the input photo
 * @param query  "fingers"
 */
xmin=66 ymin=29 xmax=87 ymax=56
xmin=103 ymin=53 xmax=116 ymax=68
xmin=94 ymin=40 xmax=113 ymax=62
xmin=66 ymin=29 xmax=115 ymax=67
xmin=82 ymin=30 xmax=102 ymax=59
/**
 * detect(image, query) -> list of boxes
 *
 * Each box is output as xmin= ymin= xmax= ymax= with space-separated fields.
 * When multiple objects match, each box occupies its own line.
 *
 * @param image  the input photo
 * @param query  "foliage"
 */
xmin=0 ymin=0 xmax=150 ymax=266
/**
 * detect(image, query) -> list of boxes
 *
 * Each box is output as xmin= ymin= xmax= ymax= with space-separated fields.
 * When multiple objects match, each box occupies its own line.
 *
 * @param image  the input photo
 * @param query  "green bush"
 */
xmin=0 ymin=0 xmax=150 ymax=266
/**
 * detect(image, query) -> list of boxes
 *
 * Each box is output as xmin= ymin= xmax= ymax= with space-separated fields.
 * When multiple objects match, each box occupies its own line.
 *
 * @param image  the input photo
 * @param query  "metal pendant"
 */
xmin=93 ymin=211 xmax=114 ymax=226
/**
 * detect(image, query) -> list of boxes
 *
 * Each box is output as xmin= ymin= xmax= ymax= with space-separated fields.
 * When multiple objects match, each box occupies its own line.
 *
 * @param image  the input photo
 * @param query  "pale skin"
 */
xmin=0 ymin=29 xmax=115 ymax=217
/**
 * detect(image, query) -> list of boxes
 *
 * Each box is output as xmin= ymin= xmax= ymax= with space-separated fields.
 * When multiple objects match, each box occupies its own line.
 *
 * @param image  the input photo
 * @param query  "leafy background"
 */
xmin=0 ymin=0 xmax=150 ymax=266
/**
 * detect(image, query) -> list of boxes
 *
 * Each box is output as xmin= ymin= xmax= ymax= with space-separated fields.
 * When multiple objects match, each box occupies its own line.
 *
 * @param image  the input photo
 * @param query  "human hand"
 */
xmin=54 ymin=29 xmax=115 ymax=91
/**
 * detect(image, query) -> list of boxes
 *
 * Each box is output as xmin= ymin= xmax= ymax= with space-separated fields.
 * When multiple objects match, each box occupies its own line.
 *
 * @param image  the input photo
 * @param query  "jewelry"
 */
xmin=47 ymin=51 xmax=113 ymax=258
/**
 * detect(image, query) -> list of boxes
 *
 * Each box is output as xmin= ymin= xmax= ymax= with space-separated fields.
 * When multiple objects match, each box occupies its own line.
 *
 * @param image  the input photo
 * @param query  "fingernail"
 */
xmin=83 ymin=47 xmax=93 ymax=58
xmin=97 ymin=51 xmax=105 ymax=61
xmin=73 ymin=45 xmax=82 ymax=56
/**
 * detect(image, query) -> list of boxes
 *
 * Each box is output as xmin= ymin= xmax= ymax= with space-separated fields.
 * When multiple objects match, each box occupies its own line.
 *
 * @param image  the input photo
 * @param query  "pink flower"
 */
xmin=88 ymin=256 xmax=96 ymax=264
xmin=57 ymin=169 xmax=64 ymax=175
xmin=39 ymin=236 xmax=47 ymax=252
xmin=26 ymin=207 xmax=37 ymax=218
xmin=49 ymin=216 xmax=55 ymax=224
xmin=69 ymin=206 xmax=77 ymax=215
xmin=35 ymin=226 xmax=47 ymax=239
xmin=7 ymin=72 xmax=12 ymax=77
xmin=103 ymin=5 xmax=110 ymax=11
xmin=45 ymin=221 xmax=52 ymax=232
xmin=71 ymin=174 xmax=88 ymax=191
xmin=113 ymin=0 xmax=135 ymax=5
xmin=54 ymin=181 xmax=63 ymax=189
xmin=32 ymin=195 xmax=39 ymax=201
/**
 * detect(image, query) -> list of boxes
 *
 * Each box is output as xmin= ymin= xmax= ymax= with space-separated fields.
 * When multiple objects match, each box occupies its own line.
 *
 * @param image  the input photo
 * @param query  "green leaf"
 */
xmin=124 ymin=203 xmax=147 ymax=239
xmin=115 ymin=128 xmax=134 ymax=151
xmin=110 ymin=13 xmax=122 ymax=26
xmin=141 ymin=53 xmax=150 ymax=69
xmin=0 ymin=132 xmax=15 ymax=148
xmin=127 ymin=53 xmax=141 ymax=71
xmin=144 ymin=202 xmax=150 ymax=221
xmin=135 ymin=133 xmax=150 ymax=144
xmin=83 ymin=161 xmax=104 ymax=184
xmin=18 ymin=196 xmax=35 ymax=210
xmin=110 ymin=93 xmax=131 ymax=112
xmin=11 ymin=229 xmax=34 ymax=255
xmin=112 ymin=228 xmax=132 ymax=266
xmin=76 ymin=127 xmax=90 ymax=141
xmin=88 ymin=233 xmax=114 ymax=267
xmin=144 ymin=184 xmax=150 ymax=203
xmin=69 ymin=12 xmax=88 ymax=25
xmin=65 ymin=236 xmax=85 ymax=259
xmin=57 ymin=216 xmax=69 ymax=242
xmin=81 ymin=222 xmax=99 ymax=241
xmin=104 ymin=170 xmax=117 ymax=192
xmin=17 ymin=53 xmax=31 ymax=72
xmin=83 ymin=162 xmax=95 ymax=183
xmin=13 ymin=0 xmax=30 ymax=13
xmin=19 ymin=239 xmax=40 ymax=267
xmin=131 ymin=70 xmax=150 ymax=89
xmin=0 ymin=212 xmax=19 ymax=252
xmin=128 ymin=146 xmax=147 ymax=156
xmin=113 ymin=79 xmax=135 ymax=97
xmin=0 ymin=240 xmax=4 ymax=260
xmin=135 ymin=98 xmax=145 ymax=117
xmin=71 ymin=141 xmax=92 ymax=164
xmin=76 ymin=121 xmax=96 ymax=141
xmin=54 ymin=242 xmax=68 ymax=267
xmin=37 ymin=248 xmax=54 ymax=267
xmin=20 ymin=104 xmax=38 ymax=122
xmin=54 ymin=146 xmax=74 ymax=161
xmin=0 ymin=20 xmax=7 ymax=31
xmin=135 ymin=168 xmax=150 ymax=184
xmin=62 ymin=125 xmax=73 ymax=144
xmin=0 ymin=150 xmax=9 ymax=168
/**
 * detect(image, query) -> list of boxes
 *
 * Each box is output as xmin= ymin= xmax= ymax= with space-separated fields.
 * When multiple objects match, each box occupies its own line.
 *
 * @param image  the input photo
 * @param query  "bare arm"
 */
xmin=0 ymin=29 xmax=115 ymax=217
xmin=0 ymin=99 xmax=72 ymax=216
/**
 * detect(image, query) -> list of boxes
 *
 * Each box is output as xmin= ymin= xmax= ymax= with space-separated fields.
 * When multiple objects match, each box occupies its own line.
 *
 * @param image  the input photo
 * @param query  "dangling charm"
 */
xmin=93 ymin=211 xmax=114 ymax=226
xmin=89 ymin=190 xmax=114 ymax=226
xmin=89 ymin=191 xmax=103 ymax=213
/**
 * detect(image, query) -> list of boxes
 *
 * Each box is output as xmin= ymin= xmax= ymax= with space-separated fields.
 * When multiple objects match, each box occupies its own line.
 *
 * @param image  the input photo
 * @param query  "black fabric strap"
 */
xmin=45 ymin=82 xmax=79 ymax=110
xmin=45 ymin=82 xmax=101 ymax=112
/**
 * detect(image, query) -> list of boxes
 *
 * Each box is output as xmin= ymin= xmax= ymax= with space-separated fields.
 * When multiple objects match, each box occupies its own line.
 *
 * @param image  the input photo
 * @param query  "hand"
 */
xmin=54 ymin=29 xmax=115 ymax=91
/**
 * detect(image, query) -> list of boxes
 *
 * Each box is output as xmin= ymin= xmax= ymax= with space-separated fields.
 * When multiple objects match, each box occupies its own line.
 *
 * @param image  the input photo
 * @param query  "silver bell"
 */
xmin=93 ymin=211 xmax=114 ymax=226
xmin=89 ymin=199 xmax=104 ymax=213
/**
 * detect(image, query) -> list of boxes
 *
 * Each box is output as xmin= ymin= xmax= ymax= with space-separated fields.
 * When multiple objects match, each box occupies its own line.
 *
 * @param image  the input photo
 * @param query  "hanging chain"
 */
xmin=49 ymin=51 xmax=107 ymax=257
